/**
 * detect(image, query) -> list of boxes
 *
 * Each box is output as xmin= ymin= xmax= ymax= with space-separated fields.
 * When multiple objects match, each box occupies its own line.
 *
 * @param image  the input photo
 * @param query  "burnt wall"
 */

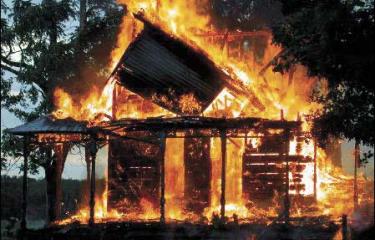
xmin=184 ymin=130 xmax=211 ymax=214
xmin=242 ymin=134 xmax=311 ymax=207
xmin=108 ymin=132 xmax=163 ymax=213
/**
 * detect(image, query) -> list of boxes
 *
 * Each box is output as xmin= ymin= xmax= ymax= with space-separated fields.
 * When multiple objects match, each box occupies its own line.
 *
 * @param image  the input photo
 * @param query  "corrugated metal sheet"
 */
xmin=6 ymin=115 xmax=87 ymax=135
xmin=111 ymin=19 xmax=228 ymax=115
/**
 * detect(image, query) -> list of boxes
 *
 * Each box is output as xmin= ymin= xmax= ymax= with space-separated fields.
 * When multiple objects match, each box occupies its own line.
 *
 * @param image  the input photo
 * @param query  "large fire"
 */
xmin=53 ymin=0 xmax=372 ymax=225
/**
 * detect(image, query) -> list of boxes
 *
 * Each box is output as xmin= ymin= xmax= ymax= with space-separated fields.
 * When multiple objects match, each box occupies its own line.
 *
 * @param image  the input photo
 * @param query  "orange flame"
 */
xmin=54 ymin=0 xmax=372 ymax=224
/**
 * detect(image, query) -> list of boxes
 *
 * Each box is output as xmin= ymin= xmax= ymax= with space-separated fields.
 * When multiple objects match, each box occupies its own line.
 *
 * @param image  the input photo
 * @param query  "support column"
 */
xmin=354 ymin=141 xmax=360 ymax=211
xmin=220 ymin=129 xmax=227 ymax=222
xmin=89 ymin=137 xmax=98 ymax=226
xmin=296 ymin=115 xmax=302 ymax=197
xmin=159 ymin=131 xmax=166 ymax=224
xmin=283 ymin=129 xmax=290 ymax=224
xmin=342 ymin=214 xmax=348 ymax=240
xmin=313 ymin=138 xmax=317 ymax=201
xmin=21 ymin=136 xmax=29 ymax=233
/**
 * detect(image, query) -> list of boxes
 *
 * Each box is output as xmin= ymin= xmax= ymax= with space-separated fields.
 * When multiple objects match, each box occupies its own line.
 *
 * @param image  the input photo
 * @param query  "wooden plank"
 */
xmin=243 ymin=164 xmax=285 ymax=173
xmin=243 ymin=154 xmax=312 ymax=163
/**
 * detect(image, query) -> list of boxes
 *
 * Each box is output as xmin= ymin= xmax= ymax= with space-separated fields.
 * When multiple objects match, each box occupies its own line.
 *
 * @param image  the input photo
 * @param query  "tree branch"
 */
xmin=1 ymin=55 xmax=29 ymax=69
xmin=258 ymin=50 xmax=285 ymax=76
xmin=1 ymin=64 xmax=20 ymax=75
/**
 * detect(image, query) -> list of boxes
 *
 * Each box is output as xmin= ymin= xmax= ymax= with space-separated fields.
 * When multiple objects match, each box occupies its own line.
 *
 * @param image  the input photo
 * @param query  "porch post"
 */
xmin=283 ymin=129 xmax=290 ymax=224
xmin=220 ymin=129 xmax=227 ymax=222
xmin=342 ymin=214 xmax=348 ymax=240
xmin=89 ymin=136 xmax=98 ymax=226
xmin=159 ymin=131 xmax=166 ymax=224
xmin=21 ymin=136 xmax=29 ymax=232
xmin=354 ymin=141 xmax=360 ymax=211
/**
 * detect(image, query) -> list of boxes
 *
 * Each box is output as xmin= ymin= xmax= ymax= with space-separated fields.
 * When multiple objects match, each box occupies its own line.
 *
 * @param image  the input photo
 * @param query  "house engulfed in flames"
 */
xmin=8 ymin=0 xmax=372 ymax=230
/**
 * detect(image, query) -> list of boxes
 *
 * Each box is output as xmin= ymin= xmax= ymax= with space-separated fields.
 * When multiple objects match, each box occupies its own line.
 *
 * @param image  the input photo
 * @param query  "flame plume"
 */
xmin=54 ymin=0 xmax=373 ymax=225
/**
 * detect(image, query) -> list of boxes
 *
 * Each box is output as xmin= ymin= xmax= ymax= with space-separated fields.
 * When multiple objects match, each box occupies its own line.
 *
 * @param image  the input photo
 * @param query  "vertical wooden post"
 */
xmin=226 ymin=37 xmax=230 ymax=60
xmin=313 ymin=138 xmax=317 ymax=201
xmin=296 ymin=114 xmax=302 ymax=197
xmin=21 ymin=136 xmax=29 ymax=233
xmin=84 ymin=145 xmax=91 ymax=207
xmin=220 ymin=129 xmax=227 ymax=222
xmin=342 ymin=214 xmax=348 ymax=240
xmin=354 ymin=141 xmax=360 ymax=211
xmin=159 ymin=131 xmax=166 ymax=224
xmin=112 ymin=83 xmax=117 ymax=120
xmin=88 ymin=137 xmax=97 ymax=226
xmin=244 ymin=132 xmax=248 ymax=146
xmin=283 ymin=129 xmax=290 ymax=224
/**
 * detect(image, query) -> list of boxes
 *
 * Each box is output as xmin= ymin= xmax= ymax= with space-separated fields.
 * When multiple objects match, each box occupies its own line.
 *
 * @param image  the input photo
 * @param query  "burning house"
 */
xmin=101 ymin=14 xmax=315 ymax=220
xmin=6 ymin=1 xmax=372 ymax=239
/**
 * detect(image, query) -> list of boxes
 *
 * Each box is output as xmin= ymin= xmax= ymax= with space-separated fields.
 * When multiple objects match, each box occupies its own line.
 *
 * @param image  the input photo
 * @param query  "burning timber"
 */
xmin=5 ymin=8 xmax=373 ymax=240
xmin=7 ymin=116 xmax=319 ymax=221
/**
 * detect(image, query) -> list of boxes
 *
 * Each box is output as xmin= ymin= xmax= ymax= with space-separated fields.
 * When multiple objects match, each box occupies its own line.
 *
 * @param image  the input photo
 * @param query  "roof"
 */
xmin=6 ymin=115 xmax=88 ymax=136
xmin=6 ymin=115 xmax=300 ymax=141
xmin=110 ymin=14 xmax=234 ymax=115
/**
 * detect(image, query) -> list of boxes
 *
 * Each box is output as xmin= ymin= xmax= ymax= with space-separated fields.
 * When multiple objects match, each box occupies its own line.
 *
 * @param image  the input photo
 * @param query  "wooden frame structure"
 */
xmin=7 ymin=115 xmax=319 ymax=231
xmin=94 ymin=116 xmax=301 ymax=223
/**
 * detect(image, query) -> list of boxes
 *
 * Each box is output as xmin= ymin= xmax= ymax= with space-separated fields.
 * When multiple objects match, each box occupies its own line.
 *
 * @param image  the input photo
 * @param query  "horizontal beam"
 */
xmin=98 ymin=117 xmax=301 ymax=133
xmin=194 ymin=30 xmax=271 ymax=38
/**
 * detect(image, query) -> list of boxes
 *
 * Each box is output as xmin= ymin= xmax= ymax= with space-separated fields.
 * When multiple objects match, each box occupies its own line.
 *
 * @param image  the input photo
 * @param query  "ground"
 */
xmin=20 ymin=219 xmax=341 ymax=240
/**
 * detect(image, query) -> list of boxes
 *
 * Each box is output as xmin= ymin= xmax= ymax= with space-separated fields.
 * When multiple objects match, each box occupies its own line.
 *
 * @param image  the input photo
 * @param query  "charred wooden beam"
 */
xmin=220 ymin=129 xmax=227 ymax=221
xmin=89 ymin=136 xmax=98 ymax=226
xmin=243 ymin=164 xmax=306 ymax=173
xmin=99 ymin=128 xmax=160 ymax=145
xmin=159 ymin=131 xmax=166 ymax=224
xmin=283 ymin=129 xmax=291 ymax=224
xmin=243 ymin=154 xmax=311 ymax=163
xmin=354 ymin=141 xmax=360 ymax=211
xmin=342 ymin=214 xmax=348 ymax=240
xmin=194 ymin=30 xmax=271 ymax=38
xmin=105 ymin=117 xmax=301 ymax=133
xmin=21 ymin=136 xmax=29 ymax=233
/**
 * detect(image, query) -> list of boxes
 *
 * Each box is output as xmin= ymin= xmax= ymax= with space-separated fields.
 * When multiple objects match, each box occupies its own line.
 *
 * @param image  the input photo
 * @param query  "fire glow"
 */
xmin=53 ymin=0 xmax=371 ymax=225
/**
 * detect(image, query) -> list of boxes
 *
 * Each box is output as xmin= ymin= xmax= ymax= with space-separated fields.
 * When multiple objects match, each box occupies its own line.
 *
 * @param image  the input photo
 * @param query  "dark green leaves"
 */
xmin=272 ymin=0 xmax=374 ymax=148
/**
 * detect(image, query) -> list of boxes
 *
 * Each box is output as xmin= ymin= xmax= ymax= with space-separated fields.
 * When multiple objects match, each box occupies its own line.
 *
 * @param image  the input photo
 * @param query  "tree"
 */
xmin=1 ymin=0 xmax=124 ymax=222
xmin=271 ymin=0 xmax=374 ymax=150
xmin=211 ymin=0 xmax=283 ymax=31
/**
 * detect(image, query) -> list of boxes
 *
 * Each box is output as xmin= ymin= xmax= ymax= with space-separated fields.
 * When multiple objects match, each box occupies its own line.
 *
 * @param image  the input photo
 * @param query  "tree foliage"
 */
xmin=1 ymin=0 xmax=124 ymax=120
xmin=211 ymin=0 xmax=282 ymax=31
xmin=1 ymin=0 xmax=124 ymax=221
xmin=1 ymin=0 xmax=123 ymax=169
xmin=1 ymin=0 xmax=76 ymax=120
xmin=272 ymin=0 xmax=374 ymax=147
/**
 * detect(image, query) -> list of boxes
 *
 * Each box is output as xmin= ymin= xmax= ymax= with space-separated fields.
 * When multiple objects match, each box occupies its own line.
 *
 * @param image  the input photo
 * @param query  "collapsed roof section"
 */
xmin=110 ymin=13 xmax=264 ymax=115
